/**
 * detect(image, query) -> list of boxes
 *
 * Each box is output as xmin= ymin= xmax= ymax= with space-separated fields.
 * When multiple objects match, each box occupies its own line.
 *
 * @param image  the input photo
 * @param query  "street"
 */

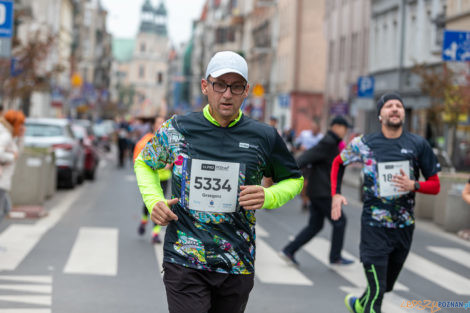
xmin=0 ymin=150 xmax=469 ymax=313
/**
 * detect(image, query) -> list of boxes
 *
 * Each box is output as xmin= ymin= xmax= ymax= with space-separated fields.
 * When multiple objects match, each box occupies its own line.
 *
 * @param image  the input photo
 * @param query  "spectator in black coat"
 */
xmin=280 ymin=116 xmax=353 ymax=266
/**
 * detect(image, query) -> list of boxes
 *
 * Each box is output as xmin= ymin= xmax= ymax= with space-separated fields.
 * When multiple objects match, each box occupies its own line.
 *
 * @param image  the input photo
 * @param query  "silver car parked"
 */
xmin=24 ymin=118 xmax=85 ymax=188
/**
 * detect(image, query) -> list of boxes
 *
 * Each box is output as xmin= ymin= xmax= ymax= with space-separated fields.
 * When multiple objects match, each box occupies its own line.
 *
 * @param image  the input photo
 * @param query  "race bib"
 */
xmin=187 ymin=159 xmax=240 ymax=213
xmin=377 ymin=160 xmax=410 ymax=197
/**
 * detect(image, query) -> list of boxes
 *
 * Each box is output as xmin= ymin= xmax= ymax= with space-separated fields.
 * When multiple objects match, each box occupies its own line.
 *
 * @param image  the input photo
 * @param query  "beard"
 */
xmin=384 ymin=117 xmax=403 ymax=129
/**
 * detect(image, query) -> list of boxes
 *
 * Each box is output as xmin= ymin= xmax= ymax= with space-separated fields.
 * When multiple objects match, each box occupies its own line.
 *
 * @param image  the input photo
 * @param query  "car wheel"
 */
xmin=77 ymin=171 xmax=85 ymax=185
xmin=88 ymin=168 xmax=96 ymax=180
xmin=65 ymin=171 xmax=76 ymax=189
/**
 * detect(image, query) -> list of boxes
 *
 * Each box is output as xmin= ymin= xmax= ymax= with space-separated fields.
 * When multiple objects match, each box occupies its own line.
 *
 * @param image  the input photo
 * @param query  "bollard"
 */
xmin=10 ymin=146 xmax=49 ymax=206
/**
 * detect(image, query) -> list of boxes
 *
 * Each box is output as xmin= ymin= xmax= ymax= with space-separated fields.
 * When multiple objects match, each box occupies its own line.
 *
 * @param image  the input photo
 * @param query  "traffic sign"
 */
xmin=357 ymin=76 xmax=375 ymax=98
xmin=0 ymin=0 xmax=13 ymax=38
xmin=442 ymin=30 xmax=470 ymax=62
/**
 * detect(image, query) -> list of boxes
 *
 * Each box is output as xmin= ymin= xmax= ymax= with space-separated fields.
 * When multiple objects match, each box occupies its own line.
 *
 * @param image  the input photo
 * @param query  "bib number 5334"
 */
xmin=193 ymin=176 xmax=232 ymax=192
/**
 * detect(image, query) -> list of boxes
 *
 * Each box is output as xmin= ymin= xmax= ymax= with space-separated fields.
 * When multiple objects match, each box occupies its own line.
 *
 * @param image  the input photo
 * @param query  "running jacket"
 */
xmin=332 ymin=131 xmax=440 ymax=228
xmin=134 ymin=105 xmax=303 ymax=274
xmin=297 ymin=130 xmax=341 ymax=198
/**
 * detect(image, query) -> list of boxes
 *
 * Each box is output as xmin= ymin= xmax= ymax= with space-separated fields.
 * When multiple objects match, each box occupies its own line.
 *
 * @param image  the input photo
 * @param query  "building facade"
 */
xmin=369 ymin=0 xmax=445 ymax=134
xmin=110 ymin=0 xmax=169 ymax=118
xmin=13 ymin=0 xmax=75 ymax=117
xmin=324 ymin=0 xmax=371 ymax=133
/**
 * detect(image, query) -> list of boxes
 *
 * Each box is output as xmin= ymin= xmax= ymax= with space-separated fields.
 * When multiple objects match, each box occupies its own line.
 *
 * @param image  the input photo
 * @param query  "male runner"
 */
xmin=330 ymin=92 xmax=441 ymax=313
xmin=134 ymin=51 xmax=303 ymax=313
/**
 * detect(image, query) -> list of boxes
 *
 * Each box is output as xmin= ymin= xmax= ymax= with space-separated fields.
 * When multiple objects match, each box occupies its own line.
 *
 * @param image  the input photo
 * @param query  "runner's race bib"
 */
xmin=187 ymin=159 xmax=240 ymax=213
xmin=377 ymin=160 xmax=410 ymax=197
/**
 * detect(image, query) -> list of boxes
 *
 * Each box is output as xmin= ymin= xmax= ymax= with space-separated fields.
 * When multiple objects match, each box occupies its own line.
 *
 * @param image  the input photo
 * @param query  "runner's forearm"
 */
xmin=331 ymin=155 xmax=345 ymax=196
xmin=263 ymin=177 xmax=304 ymax=209
xmin=416 ymin=174 xmax=440 ymax=194
xmin=134 ymin=154 xmax=166 ymax=214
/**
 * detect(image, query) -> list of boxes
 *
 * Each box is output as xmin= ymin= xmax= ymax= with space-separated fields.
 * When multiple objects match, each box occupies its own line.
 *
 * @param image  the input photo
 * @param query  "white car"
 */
xmin=24 ymin=118 xmax=85 ymax=188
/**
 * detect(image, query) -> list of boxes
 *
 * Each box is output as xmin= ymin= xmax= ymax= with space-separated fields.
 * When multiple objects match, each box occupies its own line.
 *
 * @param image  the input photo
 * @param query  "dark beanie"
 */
xmin=377 ymin=92 xmax=403 ymax=116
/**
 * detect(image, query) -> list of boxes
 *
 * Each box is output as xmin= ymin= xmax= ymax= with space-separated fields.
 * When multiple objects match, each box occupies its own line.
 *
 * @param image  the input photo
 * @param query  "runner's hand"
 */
xmin=331 ymin=194 xmax=347 ymax=220
xmin=239 ymin=185 xmax=265 ymax=210
xmin=151 ymin=198 xmax=179 ymax=226
xmin=392 ymin=169 xmax=414 ymax=192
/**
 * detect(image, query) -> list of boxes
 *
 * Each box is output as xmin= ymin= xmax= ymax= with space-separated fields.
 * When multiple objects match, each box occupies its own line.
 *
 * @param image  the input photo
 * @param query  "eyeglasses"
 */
xmin=207 ymin=79 xmax=246 ymax=95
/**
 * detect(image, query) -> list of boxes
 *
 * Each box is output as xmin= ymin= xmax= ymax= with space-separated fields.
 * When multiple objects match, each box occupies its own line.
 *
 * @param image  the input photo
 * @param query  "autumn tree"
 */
xmin=0 ymin=22 xmax=63 ymax=115
xmin=413 ymin=63 xmax=470 ymax=163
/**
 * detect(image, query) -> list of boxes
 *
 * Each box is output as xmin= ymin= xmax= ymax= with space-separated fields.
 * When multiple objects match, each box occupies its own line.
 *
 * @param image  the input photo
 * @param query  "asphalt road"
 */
xmin=0 ymin=151 xmax=469 ymax=313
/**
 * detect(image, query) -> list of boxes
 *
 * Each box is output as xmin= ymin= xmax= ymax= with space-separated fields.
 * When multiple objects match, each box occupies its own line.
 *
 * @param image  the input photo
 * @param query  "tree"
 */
xmin=0 ymin=27 xmax=63 ymax=115
xmin=413 ymin=63 xmax=470 ymax=164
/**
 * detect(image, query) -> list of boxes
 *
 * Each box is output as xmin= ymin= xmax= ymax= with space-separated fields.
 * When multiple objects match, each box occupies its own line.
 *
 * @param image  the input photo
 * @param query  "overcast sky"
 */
xmin=100 ymin=0 xmax=206 ymax=46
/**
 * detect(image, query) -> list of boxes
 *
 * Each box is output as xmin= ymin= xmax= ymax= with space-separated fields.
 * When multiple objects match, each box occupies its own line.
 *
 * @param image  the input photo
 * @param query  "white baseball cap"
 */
xmin=205 ymin=51 xmax=248 ymax=82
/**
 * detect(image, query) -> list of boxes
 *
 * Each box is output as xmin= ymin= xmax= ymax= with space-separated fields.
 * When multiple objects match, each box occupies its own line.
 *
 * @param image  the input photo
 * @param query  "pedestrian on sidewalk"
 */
xmin=331 ymin=92 xmax=441 ymax=313
xmin=0 ymin=110 xmax=25 ymax=221
xmin=134 ymin=51 xmax=303 ymax=313
xmin=133 ymin=116 xmax=171 ymax=244
xmin=280 ymin=116 xmax=353 ymax=266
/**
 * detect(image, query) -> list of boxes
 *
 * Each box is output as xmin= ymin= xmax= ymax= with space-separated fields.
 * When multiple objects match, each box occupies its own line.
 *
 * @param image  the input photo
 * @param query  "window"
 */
xmin=139 ymin=65 xmax=145 ymax=78
xmin=140 ymin=42 xmax=146 ymax=52
xmin=215 ymin=27 xmax=225 ymax=44
xmin=227 ymin=27 xmax=235 ymax=42
xmin=362 ymin=27 xmax=369 ymax=70
xmin=351 ymin=33 xmax=358 ymax=70
xmin=329 ymin=41 xmax=335 ymax=72
xmin=339 ymin=36 xmax=346 ymax=71
xmin=157 ymin=72 xmax=163 ymax=84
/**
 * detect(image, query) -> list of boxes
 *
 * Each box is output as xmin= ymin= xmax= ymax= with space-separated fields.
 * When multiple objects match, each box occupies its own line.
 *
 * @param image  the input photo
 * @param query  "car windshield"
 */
xmin=25 ymin=124 xmax=64 ymax=137
xmin=72 ymin=125 xmax=86 ymax=139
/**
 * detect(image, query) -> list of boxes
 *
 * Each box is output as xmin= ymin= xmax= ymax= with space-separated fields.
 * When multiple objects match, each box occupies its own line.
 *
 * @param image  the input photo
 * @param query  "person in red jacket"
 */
xmin=331 ymin=92 xmax=441 ymax=313
xmin=134 ymin=116 xmax=171 ymax=244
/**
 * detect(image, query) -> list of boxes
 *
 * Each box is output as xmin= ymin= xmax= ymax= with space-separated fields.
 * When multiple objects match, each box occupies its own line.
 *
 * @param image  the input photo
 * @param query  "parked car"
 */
xmin=93 ymin=123 xmax=112 ymax=152
xmin=71 ymin=124 xmax=99 ymax=180
xmin=24 ymin=118 xmax=85 ymax=188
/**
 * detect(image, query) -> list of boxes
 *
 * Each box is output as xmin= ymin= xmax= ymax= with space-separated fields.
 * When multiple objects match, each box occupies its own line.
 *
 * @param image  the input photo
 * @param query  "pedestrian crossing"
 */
xmin=0 ymin=191 xmax=82 ymax=271
xmin=63 ymin=227 xmax=118 ymax=276
xmin=0 ymin=275 xmax=52 ymax=313
xmin=1 ymin=221 xmax=469 ymax=310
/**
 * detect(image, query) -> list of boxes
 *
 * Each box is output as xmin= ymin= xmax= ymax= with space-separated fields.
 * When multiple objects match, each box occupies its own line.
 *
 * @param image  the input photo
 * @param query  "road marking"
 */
xmin=255 ymin=238 xmax=313 ymax=286
xmin=0 ymin=309 xmax=51 ymax=313
xmin=0 ymin=284 xmax=51 ymax=294
xmin=153 ymin=229 xmax=166 ymax=277
xmin=64 ymin=227 xmax=118 ymax=276
xmin=0 ymin=276 xmax=51 ymax=284
xmin=303 ymin=237 xmax=408 ymax=291
xmin=427 ymin=246 xmax=470 ymax=269
xmin=0 ymin=190 xmax=82 ymax=271
xmin=0 ymin=296 xmax=51 ymax=306
xmin=405 ymin=252 xmax=470 ymax=295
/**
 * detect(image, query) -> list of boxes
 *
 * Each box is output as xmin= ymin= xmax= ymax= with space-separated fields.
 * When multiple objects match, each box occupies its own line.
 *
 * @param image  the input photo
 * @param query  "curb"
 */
xmin=457 ymin=229 xmax=470 ymax=241
xmin=8 ymin=205 xmax=48 ymax=219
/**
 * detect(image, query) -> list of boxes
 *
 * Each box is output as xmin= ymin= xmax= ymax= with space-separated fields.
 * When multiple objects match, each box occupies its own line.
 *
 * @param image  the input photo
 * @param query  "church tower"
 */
xmin=154 ymin=1 xmax=168 ymax=37
xmin=130 ymin=0 xmax=169 ymax=117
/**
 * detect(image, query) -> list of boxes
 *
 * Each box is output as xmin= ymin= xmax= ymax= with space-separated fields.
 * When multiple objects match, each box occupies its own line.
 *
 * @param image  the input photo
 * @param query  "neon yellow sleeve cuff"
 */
xmin=262 ymin=177 xmax=304 ymax=209
xmin=134 ymin=154 xmax=167 ymax=214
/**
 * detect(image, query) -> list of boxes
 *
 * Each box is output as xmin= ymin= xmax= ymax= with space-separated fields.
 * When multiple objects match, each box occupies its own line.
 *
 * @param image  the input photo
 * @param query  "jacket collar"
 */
xmin=203 ymin=104 xmax=243 ymax=128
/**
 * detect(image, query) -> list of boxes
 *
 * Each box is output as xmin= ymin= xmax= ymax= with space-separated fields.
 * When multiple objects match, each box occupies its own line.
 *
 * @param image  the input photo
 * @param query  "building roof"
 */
xmin=112 ymin=38 xmax=135 ymax=62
